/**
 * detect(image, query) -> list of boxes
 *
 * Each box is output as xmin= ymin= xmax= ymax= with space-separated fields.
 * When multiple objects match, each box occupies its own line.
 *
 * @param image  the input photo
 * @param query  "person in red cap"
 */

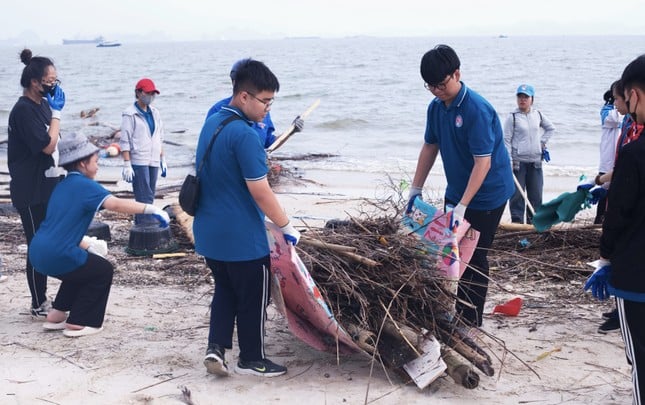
xmin=119 ymin=78 xmax=168 ymax=225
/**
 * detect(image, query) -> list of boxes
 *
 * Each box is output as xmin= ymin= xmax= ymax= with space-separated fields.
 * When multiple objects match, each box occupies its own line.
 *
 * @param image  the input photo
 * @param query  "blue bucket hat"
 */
xmin=516 ymin=84 xmax=535 ymax=97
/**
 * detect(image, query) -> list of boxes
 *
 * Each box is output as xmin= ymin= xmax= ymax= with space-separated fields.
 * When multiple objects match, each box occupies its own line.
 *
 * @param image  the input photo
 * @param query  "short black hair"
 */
xmin=420 ymin=44 xmax=460 ymax=87
xmin=611 ymin=79 xmax=625 ymax=100
xmin=621 ymin=54 xmax=645 ymax=93
xmin=232 ymin=59 xmax=280 ymax=96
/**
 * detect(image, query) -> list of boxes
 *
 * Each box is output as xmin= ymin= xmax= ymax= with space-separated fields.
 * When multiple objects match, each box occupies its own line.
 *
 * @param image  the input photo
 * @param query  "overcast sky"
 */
xmin=4 ymin=0 xmax=645 ymax=43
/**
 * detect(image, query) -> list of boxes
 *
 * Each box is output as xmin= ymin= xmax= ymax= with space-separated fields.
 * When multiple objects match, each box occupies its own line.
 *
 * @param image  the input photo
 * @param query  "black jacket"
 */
xmin=601 ymin=133 xmax=645 ymax=292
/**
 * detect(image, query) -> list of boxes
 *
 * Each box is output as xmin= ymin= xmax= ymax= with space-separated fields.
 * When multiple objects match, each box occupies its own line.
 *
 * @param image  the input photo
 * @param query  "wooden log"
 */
xmin=300 ymin=237 xmax=379 ymax=267
xmin=441 ymin=346 xmax=480 ymax=389
xmin=172 ymin=204 xmax=195 ymax=245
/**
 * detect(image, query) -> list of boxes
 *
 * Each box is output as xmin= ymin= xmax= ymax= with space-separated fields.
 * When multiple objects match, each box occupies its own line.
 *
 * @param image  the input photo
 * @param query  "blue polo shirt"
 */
xmin=29 ymin=172 xmax=111 ymax=276
xmin=424 ymin=82 xmax=514 ymax=210
xmin=206 ymin=96 xmax=276 ymax=148
xmin=193 ymin=106 xmax=270 ymax=261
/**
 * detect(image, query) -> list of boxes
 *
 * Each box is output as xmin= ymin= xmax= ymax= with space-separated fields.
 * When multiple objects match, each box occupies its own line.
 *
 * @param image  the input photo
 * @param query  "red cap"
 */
xmin=135 ymin=78 xmax=160 ymax=94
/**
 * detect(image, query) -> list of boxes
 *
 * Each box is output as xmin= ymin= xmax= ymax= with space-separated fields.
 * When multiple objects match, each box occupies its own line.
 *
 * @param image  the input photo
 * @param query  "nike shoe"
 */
xmin=235 ymin=358 xmax=287 ymax=377
xmin=204 ymin=344 xmax=228 ymax=376
xmin=30 ymin=299 xmax=52 ymax=320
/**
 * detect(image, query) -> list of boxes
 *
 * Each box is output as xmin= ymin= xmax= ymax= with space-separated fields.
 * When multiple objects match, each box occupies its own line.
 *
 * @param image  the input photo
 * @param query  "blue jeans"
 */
xmin=510 ymin=162 xmax=543 ymax=224
xmin=132 ymin=165 xmax=159 ymax=224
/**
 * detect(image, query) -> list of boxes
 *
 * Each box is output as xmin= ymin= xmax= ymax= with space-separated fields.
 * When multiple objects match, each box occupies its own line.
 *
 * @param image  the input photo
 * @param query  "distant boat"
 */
xmin=498 ymin=34 xmax=509 ymax=39
xmin=62 ymin=36 xmax=104 ymax=45
xmin=96 ymin=41 xmax=121 ymax=48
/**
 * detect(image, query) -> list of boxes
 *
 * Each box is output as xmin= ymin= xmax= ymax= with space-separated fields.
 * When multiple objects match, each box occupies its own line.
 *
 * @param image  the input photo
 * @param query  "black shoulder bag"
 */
xmin=179 ymin=115 xmax=240 ymax=216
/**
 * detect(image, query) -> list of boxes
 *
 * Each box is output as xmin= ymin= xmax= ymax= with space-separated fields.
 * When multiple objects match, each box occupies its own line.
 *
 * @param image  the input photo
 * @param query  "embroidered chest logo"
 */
xmin=455 ymin=115 xmax=463 ymax=128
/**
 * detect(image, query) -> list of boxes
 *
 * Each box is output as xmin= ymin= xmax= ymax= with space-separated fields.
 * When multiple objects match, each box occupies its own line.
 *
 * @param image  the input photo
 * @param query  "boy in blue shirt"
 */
xmin=408 ymin=44 xmax=514 ymax=329
xmin=194 ymin=59 xmax=300 ymax=378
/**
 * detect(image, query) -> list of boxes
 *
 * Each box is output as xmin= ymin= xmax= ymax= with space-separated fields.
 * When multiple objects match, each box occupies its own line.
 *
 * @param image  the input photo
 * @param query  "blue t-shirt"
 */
xmin=193 ymin=106 xmax=270 ymax=261
xmin=206 ymin=96 xmax=276 ymax=148
xmin=29 ymin=172 xmax=111 ymax=276
xmin=424 ymin=82 xmax=514 ymax=210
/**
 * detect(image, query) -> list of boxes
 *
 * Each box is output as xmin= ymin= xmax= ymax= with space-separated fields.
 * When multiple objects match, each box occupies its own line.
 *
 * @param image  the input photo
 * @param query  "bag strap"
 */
xmin=196 ymin=114 xmax=241 ymax=176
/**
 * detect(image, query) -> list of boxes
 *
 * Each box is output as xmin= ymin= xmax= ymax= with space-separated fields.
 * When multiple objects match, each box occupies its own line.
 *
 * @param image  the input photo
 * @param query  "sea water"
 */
xmin=0 ymin=35 xmax=643 ymax=198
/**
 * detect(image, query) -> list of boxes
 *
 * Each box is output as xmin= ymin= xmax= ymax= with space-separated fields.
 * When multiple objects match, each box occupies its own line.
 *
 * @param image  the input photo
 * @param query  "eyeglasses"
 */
xmin=42 ymin=78 xmax=61 ymax=87
xmin=424 ymin=74 xmax=453 ymax=91
xmin=247 ymin=92 xmax=274 ymax=109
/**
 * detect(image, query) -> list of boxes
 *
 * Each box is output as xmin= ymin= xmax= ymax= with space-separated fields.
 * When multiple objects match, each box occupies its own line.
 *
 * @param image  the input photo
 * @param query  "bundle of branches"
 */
xmin=296 ymin=215 xmax=495 ymax=382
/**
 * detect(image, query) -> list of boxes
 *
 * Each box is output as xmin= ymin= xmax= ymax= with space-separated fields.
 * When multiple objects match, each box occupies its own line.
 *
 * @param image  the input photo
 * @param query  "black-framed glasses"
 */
xmin=424 ymin=74 xmax=453 ymax=91
xmin=247 ymin=92 xmax=274 ymax=109
xmin=42 ymin=78 xmax=61 ymax=87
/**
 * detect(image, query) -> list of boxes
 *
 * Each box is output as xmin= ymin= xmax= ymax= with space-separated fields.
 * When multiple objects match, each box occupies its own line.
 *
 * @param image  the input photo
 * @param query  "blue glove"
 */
xmin=160 ymin=156 xmax=167 ymax=178
xmin=280 ymin=222 xmax=301 ymax=245
xmin=577 ymin=176 xmax=594 ymax=191
xmin=446 ymin=203 xmax=467 ymax=229
xmin=46 ymin=85 xmax=65 ymax=112
xmin=292 ymin=116 xmax=304 ymax=133
xmin=584 ymin=260 xmax=611 ymax=300
xmin=406 ymin=186 xmax=423 ymax=214
xmin=542 ymin=148 xmax=550 ymax=163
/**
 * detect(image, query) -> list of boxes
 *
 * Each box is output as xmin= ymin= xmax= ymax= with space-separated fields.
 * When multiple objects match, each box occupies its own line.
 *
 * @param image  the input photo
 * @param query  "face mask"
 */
xmin=40 ymin=83 xmax=56 ymax=97
xmin=140 ymin=94 xmax=155 ymax=106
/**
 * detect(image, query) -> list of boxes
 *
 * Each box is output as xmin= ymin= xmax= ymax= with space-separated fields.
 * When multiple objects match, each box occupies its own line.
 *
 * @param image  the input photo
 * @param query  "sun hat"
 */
xmin=516 ymin=84 xmax=535 ymax=97
xmin=230 ymin=58 xmax=252 ymax=81
xmin=135 ymin=78 xmax=160 ymax=94
xmin=58 ymin=133 xmax=99 ymax=166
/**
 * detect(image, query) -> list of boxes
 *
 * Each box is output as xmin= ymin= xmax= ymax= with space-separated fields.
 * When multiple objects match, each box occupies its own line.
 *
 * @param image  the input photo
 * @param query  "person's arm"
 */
xmin=539 ymin=112 xmax=556 ymax=145
xmin=42 ymin=118 xmax=60 ymax=155
xmin=459 ymin=155 xmax=491 ymax=206
xmin=411 ymin=143 xmax=439 ymax=188
xmin=246 ymin=177 xmax=290 ymax=227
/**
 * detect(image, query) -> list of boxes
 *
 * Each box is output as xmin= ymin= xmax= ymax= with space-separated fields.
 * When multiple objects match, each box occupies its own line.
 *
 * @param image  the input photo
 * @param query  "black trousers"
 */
xmin=51 ymin=253 xmax=113 ymax=328
xmin=206 ymin=255 xmax=271 ymax=362
xmin=617 ymin=297 xmax=645 ymax=405
xmin=17 ymin=203 xmax=48 ymax=308
xmin=446 ymin=199 xmax=506 ymax=327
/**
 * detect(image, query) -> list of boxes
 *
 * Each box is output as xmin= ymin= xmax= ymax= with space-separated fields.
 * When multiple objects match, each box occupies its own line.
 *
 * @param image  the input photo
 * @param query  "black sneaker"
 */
xmin=602 ymin=309 xmax=618 ymax=320
xmin=235 ymin=358 xmax=287 ymax=377
xmin=598 ymin=316 xmax=620 ymax=334
xmin=204 ymin=345 xmax=228 ymax=376
xmin=30 ymin=299 xmax=52 ymax=320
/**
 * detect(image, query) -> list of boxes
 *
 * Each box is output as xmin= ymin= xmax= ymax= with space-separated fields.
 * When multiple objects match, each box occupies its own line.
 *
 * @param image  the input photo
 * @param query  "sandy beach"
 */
xmin=0 ymin=165 xmax=631 ymax=405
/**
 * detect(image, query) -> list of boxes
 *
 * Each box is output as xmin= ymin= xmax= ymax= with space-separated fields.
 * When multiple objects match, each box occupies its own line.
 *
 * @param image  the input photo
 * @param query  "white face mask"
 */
xmin=140 ymin=93 xmax=155 ymax=106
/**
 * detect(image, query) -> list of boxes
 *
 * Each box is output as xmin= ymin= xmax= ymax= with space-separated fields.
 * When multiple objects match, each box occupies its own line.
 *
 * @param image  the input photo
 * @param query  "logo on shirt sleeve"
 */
xmin=455 ymin=115 xmax=463 ymax=128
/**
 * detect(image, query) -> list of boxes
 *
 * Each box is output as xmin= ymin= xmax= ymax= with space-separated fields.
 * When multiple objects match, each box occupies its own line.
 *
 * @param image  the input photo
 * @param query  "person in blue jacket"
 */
xmin=206 ymin=58 xmax=304 ymax=149
xmin=407 ymin=44 xmax=514 ymax=329
xmin=29 ymin=133 xmax=169 ymax=338
xmin=195 ymin=59 xmax=301 ymax=378
xmin=585 ymin=54 xmax=645 ymax=404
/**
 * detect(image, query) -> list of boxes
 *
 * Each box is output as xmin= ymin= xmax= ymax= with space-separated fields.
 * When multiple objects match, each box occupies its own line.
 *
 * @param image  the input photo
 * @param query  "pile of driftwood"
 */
xmin=296 ymin=215 xmax=495 ymax=389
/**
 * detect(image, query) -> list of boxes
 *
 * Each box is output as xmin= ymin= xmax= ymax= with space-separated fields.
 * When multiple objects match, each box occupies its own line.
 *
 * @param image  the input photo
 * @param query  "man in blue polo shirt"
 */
xmin=194 ymin=59 xmax=300 ymax=378
xmin=408 ymin=44 xmax=514 ymax=329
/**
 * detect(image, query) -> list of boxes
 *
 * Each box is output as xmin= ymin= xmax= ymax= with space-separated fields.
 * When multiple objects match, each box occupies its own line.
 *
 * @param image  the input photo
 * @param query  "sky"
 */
xmin=3 ymin=0 xmax=645 ymax=44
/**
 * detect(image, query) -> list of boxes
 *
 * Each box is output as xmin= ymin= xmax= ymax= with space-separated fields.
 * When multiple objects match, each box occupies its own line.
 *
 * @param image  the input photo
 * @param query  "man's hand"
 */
xmin=584 ymin=259 xmax=611 ymax=300
xmin=280 ymin=222 xmax=301 ymax=245
xmin=406 ymin=186 xmax=423 ymax=214
xmin=292 ymin=116 xmax=304 ymax=133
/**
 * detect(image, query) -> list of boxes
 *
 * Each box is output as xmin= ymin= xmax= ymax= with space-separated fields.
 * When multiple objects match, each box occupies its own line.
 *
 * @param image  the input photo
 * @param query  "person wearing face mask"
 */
xmin=8 ymin=48 xmax=66 ymax=319
xmin=585 ymin=54 xmax=645 ymax=405
xmin=119 ymin=78 xmax=167 ymax=225
xmin=503 ymin=84 xmax=556 ymax=224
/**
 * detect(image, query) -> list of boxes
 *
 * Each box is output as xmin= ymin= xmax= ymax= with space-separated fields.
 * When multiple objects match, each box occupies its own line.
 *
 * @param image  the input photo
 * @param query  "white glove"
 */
xmin=122 ymin=161 xmax=135 ymax=183
xmin=280 ymin=222 xmax=301 ymax=245
xmin=446 ymin=203 xmax=467 ymax=228
xmin=85 ymin=236 xmax=108 ymax=258
xmin=143 ymin=204 xmax=170 ymax=228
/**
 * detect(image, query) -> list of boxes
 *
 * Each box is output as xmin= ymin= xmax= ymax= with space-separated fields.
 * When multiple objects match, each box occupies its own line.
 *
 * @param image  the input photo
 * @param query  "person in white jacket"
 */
xmin=119 ymin=78 xmax=166 ymax=225
xmin=503 ymin=84 xmax=556 ymax=224
xmin=595 ymin=81 xmax=623 ymax=224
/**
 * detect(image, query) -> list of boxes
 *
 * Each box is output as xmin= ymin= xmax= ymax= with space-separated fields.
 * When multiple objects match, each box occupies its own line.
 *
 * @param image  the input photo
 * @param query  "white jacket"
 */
xmin=119 ymin=103 xmax=164 ymax=166
xmin=599 ymin=107 xmax=622 ymax=173
xmin=503 ymin=108 xmax=556 ymax=163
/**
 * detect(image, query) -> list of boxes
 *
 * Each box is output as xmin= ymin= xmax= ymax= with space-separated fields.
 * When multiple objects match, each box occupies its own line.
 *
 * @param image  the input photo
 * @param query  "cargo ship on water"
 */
xmin=62 ymin=36 xmax=104 ymax=45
